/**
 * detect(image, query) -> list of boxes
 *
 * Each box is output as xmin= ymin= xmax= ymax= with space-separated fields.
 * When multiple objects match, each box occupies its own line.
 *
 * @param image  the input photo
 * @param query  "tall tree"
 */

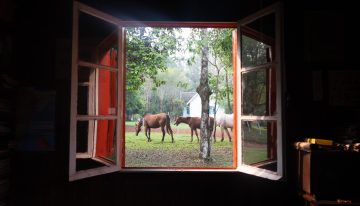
xmin=206 ymin=29 xmax=234 ymax=114
xmin=126 ymin=91 xmax=144 ymax=121
xmin=196 ymin=29 xmax=212 ymax=161
xmin=187 ymin=28 xmax=234 ymax=142
xmin=126 ymin=27 xmax=178 ymax=92
xmin=125 ymin=27 xmax=179 ymax=118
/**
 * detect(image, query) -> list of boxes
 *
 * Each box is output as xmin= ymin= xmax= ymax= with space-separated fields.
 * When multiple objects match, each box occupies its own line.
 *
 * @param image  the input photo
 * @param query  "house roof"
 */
xmin=186 ymin=93 xmax=199 ymax=105
xmin=180 ymin=92 xmax=197 ymax=104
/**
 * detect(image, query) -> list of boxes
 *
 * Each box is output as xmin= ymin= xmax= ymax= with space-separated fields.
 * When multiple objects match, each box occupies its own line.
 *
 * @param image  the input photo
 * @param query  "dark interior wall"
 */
xmin=2 ymin=0 xmax=359 ymax=205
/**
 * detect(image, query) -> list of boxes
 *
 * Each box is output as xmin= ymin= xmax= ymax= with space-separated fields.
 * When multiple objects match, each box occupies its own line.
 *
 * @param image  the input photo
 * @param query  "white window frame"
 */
xmin=69 ymin=2 xmax=125 ymax=181
xmin=69 ymin=1 xmax=284 ymax=181
xmin=236 ymin=3 xmax=284 ymax=180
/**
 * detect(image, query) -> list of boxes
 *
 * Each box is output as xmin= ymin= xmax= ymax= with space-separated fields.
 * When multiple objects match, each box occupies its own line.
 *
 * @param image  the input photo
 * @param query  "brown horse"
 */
xmin=135 ymin=113 xmax=174 ymax=143
xmin=174 ymin=116 xmax=214 ymax=142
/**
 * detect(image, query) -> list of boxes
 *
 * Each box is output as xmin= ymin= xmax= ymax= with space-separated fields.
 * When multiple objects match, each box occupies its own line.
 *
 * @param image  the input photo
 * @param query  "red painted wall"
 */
xmin=96 ymin=49 xmax=117 ymax=159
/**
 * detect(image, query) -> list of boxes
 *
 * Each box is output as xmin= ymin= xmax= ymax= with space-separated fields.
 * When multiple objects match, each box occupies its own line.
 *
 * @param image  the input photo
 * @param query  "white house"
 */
xmin=182 ymin=93 xmax=225 ymax=117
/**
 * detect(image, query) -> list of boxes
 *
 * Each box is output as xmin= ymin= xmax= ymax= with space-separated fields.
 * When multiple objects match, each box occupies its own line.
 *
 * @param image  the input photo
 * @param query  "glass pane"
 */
xmin=78 ymin=11 xmax=118 ymax=67
xmin=242 ymin=68 xmax=270 ymax=116
xmin=98 ymin=69 xmax=118 ymax=115
xmin=76 ymin=120 xmax=91 ymax=153
xmin=241 ymin=35 xmax=271 ymax=68
xmin=76 ymin=158 xmax=107 ymax=171
xmin=246 ymin=13 xmax=275 ymax=40
xmin=75 ymin=119 xmax=116 ymax=171
xmin=78 ymin=67 xmax=93 ymax=115
xmin=77 ymin=67 xmax=117 ymax=116
xmin=95 ymin=120 xmax=117 ymax=162
xmin=242 ymin=120 xmax=277 ymax=172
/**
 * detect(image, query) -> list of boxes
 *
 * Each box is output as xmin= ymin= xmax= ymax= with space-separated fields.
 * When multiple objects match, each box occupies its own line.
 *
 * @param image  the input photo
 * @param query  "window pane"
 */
xmin=75 ymin=119 xmax=116 ymax=171
xmin=76 ymin=158 xmax=107 ymax=171
xmin=78 ymin=11 xmax=118 ymax=67
xmin=77 ymin=67 xmax=93 ymax=115
xmin=76 ymin=121 xmax=90 ymax=153
xmin=77 ymin=67 xmax=117 ymax=116
xmin=98 ymin=69 xmax=117 ymax=115
xmin=242 ymin=68 xmax=269 ymax=116
xmin=242 ymin=120 xmax=277 ymax=172
xmin=246 ymin=13 xmax=275 ymax=40
xmin=241 ymin=35 xmax=270 ymax=68
xmin=95 ymin=120 xmax=117 ymax=162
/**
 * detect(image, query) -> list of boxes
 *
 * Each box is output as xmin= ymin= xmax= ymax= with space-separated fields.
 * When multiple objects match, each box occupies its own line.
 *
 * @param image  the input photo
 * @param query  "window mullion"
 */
xmin=275 ymin=5 xmax=284 ymax=177
xmin=69 ymin=2 xmax=79 ymax=178
xmin=240 ymin=115 xmax=278 ymax=121
xmin=78 ymin=60 xmax=118 ymax=72
xmin=241 ymin=62 xmax=275 ymax=73
xmin=118 ymin=26 xmax=125 ymax=170
xmin=77 ymin=115 xmax=118 ymax=121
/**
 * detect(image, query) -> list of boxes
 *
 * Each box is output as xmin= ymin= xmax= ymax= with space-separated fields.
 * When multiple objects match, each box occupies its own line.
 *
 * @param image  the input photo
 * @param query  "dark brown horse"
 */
xmin=135 ymin=113 xmax=174 ymax=143
xmin=174 ymin=116 xmax=214 ymax=142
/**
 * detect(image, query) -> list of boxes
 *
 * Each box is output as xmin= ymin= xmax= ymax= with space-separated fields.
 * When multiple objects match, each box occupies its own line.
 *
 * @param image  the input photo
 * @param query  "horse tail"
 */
xmin=166 ymin=114 xmax=173 ymax=135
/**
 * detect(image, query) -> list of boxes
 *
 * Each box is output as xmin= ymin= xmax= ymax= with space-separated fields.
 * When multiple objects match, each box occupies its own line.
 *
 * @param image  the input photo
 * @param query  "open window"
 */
xmin=69 ymin=1 xmax=283 ymax=181
xmin=69 ymin=2 xmax=125 ymax=181
xmin=235 ymin=4 xmax=283 ymax=179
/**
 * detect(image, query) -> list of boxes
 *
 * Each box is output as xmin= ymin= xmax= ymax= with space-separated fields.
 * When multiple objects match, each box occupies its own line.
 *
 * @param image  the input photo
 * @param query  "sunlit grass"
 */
xmin=125 ymin=132 xmax=233 ymax=168
xmin=125 ymin=130 xmax=267 ymax=168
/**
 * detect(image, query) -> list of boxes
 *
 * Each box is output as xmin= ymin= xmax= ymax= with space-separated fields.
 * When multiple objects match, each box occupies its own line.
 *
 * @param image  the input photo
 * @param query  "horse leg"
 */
xmin=221 ymin=127 xmax=225 ymax=142
xmin=144 ymin=127 xmax=148 ymax=142
xmin=161 ymin=126 xmax=166 ymax=143
xmin=144 ymin=128 xmax=148 ymax=142
xmin=145 ymin=128 xmax=149 ymax=142
xmin=166 ymin=125 xmax=174 ymax=143
xmin=224 ymin=127 xmax=232 ymax=142
xmin=147 ymin=128 xmax=152 ymax=142
xmin=194 ymin=129 xmax=199 ymax=142
xmin=190 ymin=129 xmax=194 ymax=142
xmin=213 ymin=125 xmax=217 ymax=143
xmin=170 ymin=128 xmax=174 ymax=143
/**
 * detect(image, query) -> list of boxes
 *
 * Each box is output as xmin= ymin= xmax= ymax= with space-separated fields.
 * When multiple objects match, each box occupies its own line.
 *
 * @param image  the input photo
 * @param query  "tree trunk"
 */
xmin=196 ymin=32 xmax=212 ymax=160
xmin=225 ymin=70 xmax=232 ymax=113
xmin=212 ymin=67 xmax=220 ymax=143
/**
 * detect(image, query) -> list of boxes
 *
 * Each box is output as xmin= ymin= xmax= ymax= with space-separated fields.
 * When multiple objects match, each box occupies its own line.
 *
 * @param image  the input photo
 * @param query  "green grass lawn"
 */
xmin=125 ymin=132 xmax=233 ymax=168
xmin=125 ymin=131 xmax=267 ymax=168
xmin=125 ymin=121 xmax=137 ymax=126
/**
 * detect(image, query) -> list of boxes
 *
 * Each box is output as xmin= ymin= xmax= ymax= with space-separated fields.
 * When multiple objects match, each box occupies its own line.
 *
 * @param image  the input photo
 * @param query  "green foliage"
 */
xmin=141 ymin=67 xmax=188 ymax=117
xmin=241 ymin=36 xmax=269 ymax=115
xmin=241 ymin=35 xmax=269 ymax=67
xmin=126 ymin=27 xmax=179 ymax=91
xmin=187 ymin=28 xmax=234 ymax=113
xmin=126 ymin=90 xmax=144 ymax=120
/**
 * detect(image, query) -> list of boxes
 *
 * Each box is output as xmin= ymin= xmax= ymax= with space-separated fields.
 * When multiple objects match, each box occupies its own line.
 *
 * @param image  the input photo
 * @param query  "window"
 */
xmin=69 ymin=2 xmax=283 ymax=181
xmin=186 ymin=106 xmax=190 ymax=116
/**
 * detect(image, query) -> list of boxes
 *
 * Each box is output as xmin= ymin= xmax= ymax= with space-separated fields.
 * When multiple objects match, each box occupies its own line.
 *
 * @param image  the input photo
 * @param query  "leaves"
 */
xmin=126 ymin=27 xmax=179 ymax=91
xmin=186 ymin=28 xmax=234 ymax=112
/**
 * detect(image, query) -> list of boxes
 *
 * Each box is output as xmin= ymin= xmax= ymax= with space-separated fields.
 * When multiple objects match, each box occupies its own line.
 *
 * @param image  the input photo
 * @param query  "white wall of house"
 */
xmin=182 ymin=94 xmax=225 ymax=117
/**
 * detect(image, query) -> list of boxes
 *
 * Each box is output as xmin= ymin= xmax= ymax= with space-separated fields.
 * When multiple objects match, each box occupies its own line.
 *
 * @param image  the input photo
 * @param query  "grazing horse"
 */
xmin=135 ymin=113 xmax=174 ymax=143
xmin=215 ymin=113 xmax=233 ymax=142
xmin=174 ymin=116 xmax=214 ymax=142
